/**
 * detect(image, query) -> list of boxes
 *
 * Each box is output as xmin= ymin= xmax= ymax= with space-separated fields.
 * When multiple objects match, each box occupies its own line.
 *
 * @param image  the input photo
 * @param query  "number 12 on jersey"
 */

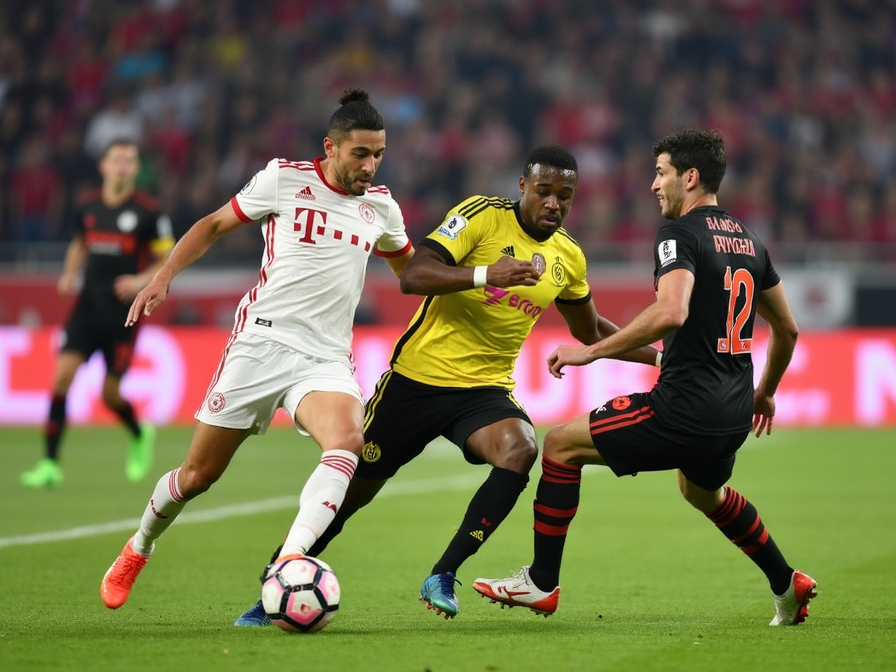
xmin=718 ymin=265 xmax=754 ymax=355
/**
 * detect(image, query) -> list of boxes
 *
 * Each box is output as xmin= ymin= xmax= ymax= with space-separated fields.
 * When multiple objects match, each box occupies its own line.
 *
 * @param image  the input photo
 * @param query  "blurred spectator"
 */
xmin=83 ymin=87 xmax=144 ymax=158
xmin=0 ymin=0 xmax=894 ymax=266
xmin=8 ymin=135 xmax=62 ymax=242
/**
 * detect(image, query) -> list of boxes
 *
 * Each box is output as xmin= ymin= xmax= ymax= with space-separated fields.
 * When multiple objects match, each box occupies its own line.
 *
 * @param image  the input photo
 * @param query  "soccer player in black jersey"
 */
xmin=20 ymin=140 xmax=174 ymax=489
xmin=474 ymin=129 xmax=817 ymax=626
xmin=235 ymin=146 xmax=662 ymax=625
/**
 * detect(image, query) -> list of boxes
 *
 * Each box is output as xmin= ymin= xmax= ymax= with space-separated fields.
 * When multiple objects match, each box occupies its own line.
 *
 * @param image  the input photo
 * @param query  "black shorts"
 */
xmin=62 ymin=307 xmax=139 ymax=377
xmin=359 ymin=370 xmax=532 ymax=479
xmin=589 ymin=392 xmax=750 ymax=491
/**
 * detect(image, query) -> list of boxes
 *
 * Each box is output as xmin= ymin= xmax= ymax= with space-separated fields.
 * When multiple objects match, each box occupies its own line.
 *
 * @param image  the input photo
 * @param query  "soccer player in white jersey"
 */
xmin=100 ymin=87 xmax=414 ymax=611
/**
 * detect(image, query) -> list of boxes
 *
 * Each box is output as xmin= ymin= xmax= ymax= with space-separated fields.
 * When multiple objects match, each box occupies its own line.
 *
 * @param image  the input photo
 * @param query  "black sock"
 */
xmin=111 ymin=400 xmax=141 ymax=437
xmin=431 ymin=467 xmax=529 ymax=576
xmin=308 ymin=506 xmax=351 ymax=557
xmin=259 ymin=543 xmax=286 ymax=584
xmin=44 ymin=395 xmax=67 ymax=462
xmin=529 ymin=457 xmax=582 ymax=591
xmin=708 ymin=487 xmax=793 ymax=595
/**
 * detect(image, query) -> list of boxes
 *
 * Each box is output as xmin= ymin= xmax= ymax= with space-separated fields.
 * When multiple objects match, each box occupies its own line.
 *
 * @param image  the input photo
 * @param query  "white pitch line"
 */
xmin=0 ymin=473 xmax=486 ymax=550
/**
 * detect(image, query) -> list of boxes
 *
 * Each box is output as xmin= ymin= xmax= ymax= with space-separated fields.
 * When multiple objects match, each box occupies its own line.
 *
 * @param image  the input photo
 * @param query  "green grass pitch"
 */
xmin=1 ymin=425 xmax=894 ymax=672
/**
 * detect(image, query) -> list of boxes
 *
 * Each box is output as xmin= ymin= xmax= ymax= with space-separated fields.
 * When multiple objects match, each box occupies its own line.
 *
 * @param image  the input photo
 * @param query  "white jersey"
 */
xmin=230 ymin=157 xmax=410 ymax=361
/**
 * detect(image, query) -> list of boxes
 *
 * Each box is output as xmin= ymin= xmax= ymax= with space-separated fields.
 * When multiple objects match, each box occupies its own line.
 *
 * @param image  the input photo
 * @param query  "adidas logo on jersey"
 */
xmin=295 ymin=186 xmax=315 ymax=200
xmin=501 ymin=245 xmax=515 ymax=257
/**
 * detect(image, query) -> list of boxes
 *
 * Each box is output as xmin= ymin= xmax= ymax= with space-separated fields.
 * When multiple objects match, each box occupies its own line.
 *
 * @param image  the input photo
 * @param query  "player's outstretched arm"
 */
xmin=125 ymin=202 xmax=245 ymax=326
xmin=399 ymin=246 xmax=540 ymax=296
xmin=753 ymin=281 xmax=799 ymax=436
xmin=555 ymin=300 xmax=661 ymax=366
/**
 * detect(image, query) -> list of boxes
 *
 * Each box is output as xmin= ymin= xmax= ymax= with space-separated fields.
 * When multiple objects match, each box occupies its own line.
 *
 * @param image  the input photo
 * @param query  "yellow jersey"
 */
xmin=390 ymin=196 xmax=591 ymax=389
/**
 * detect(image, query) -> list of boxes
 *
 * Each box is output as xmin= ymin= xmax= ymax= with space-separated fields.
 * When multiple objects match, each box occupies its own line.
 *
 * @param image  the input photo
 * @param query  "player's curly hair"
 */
xmin=523 ymin=146 xmax=578 ymax=177
xmin=328 ymin=87 xmax=384 ymax=141
xmin=653 ymin=129 xmax=727 ymax=194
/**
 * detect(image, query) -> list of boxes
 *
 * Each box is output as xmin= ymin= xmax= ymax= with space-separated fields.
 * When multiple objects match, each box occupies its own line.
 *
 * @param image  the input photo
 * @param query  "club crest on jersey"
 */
xmin=362 ymin=441 xmax=381 ymax=463
xmin=359 ymin=202 xmax=375 ymax=224
xmin=240 ymin=175 xmax=257 ymax=195
xmin=611 ymin=395 xmax=632 ymax=410
xmin=659 ymin=239 xmax=677 ymax=267
xmin=437 ymin=214 xmax=468 ymax=240
xmin=116 ymin=210 xmax=138 ymax=233
xmin=207 ymin=392 xmax=226 ymax=414
xmin=551 ymin=257 xmax=566 ymax=285
xmin=531 ymin=253 xmax=546 ymax=277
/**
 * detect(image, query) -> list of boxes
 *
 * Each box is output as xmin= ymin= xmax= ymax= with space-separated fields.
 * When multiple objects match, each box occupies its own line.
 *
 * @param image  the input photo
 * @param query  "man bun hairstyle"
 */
xmin=653 ymin=128 xmax=726 ymax=195
xmin=328 ymin=87 xmax=385 ymax=142
xmin=524 ymin=146 xmax=578 ymax=177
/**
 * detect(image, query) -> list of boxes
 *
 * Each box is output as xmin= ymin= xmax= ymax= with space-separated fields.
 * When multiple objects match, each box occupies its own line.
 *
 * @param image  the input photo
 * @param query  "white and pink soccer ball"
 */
xmin=261 ymin=556 xmax=340 ymax=633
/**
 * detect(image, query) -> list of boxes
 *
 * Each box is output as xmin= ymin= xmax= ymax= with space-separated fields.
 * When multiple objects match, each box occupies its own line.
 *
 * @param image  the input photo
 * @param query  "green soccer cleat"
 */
xmin=126 ymin=423 xmax=156 ymax=482
xmin=20 ymin=458 xmax=64 ymax=489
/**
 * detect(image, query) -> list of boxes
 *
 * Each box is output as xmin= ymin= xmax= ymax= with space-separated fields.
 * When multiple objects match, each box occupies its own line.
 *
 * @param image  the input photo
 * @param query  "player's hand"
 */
xmin=547 ymin=344 xmax=596 ymax=378
xmin=752 ymin=392 xmax=775 ymax=437
xmin=114 ymin=274 xmax=145 ymax=302
xmin=125 ymin=277 xmax=169 ymax=327
xmin=485 ymin=256 xmax=542 ymax=288
xmin=57 ymin=271 xmax=79 ymax=296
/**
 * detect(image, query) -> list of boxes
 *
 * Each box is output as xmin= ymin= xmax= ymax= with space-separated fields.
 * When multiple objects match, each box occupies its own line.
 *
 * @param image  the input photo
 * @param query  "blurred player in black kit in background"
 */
xmin=21 ymin=139 xmax=175 ymax=489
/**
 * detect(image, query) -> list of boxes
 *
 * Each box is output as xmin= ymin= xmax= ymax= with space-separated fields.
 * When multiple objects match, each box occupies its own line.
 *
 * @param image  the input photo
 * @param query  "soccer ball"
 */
xmin=261 ymin=556 xmax=340 ymax=633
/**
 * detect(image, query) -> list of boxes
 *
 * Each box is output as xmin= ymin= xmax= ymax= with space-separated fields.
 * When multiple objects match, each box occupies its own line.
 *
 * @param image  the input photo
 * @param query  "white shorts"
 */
xmin=195 ymin=332 xmax=363 ymax=436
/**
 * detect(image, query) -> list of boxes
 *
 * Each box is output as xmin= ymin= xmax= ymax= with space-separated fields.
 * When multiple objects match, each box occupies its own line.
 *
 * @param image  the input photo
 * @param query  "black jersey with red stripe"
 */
xmin=649 ymin=205 xmax=780 ymax=435
xmin=74 ymin=189 xmax=170 ymax=322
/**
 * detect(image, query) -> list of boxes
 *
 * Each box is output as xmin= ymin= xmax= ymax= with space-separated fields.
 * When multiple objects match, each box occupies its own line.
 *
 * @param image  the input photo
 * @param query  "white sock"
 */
xmin=280 ymin=450 xmax=358 ymax=556
xmin=132 ymin=468 xmax=187 ymax=556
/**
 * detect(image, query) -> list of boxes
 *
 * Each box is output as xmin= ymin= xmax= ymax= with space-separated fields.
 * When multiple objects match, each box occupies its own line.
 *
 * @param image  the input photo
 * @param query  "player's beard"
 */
xmin=338 ymin=168 xmax=370 ymax=196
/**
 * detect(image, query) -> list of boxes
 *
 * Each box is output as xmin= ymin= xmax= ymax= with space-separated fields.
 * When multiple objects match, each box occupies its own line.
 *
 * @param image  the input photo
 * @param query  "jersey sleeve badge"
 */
xmin=658 ymin=239 xmax=677 ymax=267
xmin=437 ymin=214 xmax=468 ymax=240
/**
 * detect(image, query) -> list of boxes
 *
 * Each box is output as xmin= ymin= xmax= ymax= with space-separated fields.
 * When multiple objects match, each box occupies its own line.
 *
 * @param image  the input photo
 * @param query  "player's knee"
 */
xmin=491 ymin=438 xmax=538 ymax=473
xmin=542 ymin=427 xmax=570 ymax=463
xmin=323 ymin=430 xmax=365 ymax=456
xmin=677 ymin=473 xmax=723 ymax=513
xmin=177 ymin=464 xmax=220 ymax=498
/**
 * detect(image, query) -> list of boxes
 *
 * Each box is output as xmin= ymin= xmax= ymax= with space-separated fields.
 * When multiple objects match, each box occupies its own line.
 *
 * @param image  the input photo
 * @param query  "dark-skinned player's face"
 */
xmin=518 ymin=164 xmax=577 ymax=242
xmin=325 ymin=129 xmax=386 ymax=196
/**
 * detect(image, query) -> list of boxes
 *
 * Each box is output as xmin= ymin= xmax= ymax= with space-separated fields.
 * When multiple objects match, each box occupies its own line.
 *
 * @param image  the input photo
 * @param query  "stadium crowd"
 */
xmin=1 ymin=0 xmax=895 ymax=264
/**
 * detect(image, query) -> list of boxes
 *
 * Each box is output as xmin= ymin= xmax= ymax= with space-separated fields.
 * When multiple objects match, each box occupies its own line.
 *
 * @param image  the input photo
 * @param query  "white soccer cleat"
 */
xmin=473 ymin=565 xmax=560 ymax=617
xmin=769 ymin=570 xmax=817 ymax=626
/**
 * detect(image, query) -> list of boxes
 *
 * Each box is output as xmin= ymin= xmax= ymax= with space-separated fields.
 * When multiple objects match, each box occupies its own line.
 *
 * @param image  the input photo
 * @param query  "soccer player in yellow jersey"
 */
xmin=236 ymin=146 xmax=662 ymax=625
